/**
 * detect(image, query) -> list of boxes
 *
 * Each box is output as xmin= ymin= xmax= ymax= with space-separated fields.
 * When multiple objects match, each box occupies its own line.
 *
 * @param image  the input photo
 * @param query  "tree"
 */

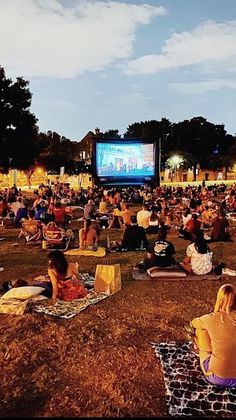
xmin=101 ymin=129 xmax=121 ymax=138
xmin=169 ymin=117 xmax=235 ymax=181
xmin=124 ymin=118 xmax=171 ymax=143
xmin=37 ymin=131 xmax=76 ymax=174
xmin=0 ymin=66 xmax=39 ymax=173
xmin=124 ymin=118 xmax=172 ymax=180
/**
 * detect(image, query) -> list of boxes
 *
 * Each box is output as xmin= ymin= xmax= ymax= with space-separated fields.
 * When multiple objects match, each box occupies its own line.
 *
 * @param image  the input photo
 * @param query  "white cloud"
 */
xmin=0 ymin=0 xmax=166 ymax=78
xmin=125 ymin=20 xmax=236 ymax=75
xmin=170 ymin=78 xmax=236 ymax=94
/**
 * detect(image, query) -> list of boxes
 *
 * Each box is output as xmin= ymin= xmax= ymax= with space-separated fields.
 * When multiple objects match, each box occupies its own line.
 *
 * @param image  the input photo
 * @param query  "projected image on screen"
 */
xmin=96 ymin=142 xmax=155 ymax=177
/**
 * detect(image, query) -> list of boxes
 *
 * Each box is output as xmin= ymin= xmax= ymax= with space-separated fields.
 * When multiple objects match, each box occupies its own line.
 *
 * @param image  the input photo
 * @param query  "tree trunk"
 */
xmin=178 ymin=168 xmax=183 ymax=182
xmin=193 ymin=164 xmax=197 ymax=182
xmin=25 ymin=171 xmax=32 ymax=188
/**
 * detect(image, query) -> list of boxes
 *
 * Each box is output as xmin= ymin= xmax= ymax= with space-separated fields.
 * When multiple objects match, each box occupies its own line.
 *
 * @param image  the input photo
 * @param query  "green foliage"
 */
xmin=124 ymin=118 xmax=171 ymax=144
xmin=0 ymin=66 xmax=39 ymax=171
xmin=124 ymin=117 xmax=236 ymax=172
xmin=100 ymin=129 xmax=121 ymax=138
xmin=36 ymin=131 xmax=76 ymax=173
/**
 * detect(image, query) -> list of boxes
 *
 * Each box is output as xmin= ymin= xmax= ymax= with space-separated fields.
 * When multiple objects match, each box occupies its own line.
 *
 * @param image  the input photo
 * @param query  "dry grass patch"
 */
xmin=0 ymin=215 xmax=236 ymax=417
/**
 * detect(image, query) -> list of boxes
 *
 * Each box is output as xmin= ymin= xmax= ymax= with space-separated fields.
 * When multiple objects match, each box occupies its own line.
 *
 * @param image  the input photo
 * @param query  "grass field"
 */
xmin=0 ymin=208 xmax=236 ymax=417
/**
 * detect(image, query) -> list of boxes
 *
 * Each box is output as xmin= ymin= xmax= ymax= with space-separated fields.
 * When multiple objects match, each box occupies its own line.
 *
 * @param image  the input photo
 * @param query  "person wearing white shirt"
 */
xmin=182 ymin=208 xmax=192 ymax=228
xmin=10 ymin=197 xmax=24 ymax=216
xmin=180 ymin=230 xmax=213 ymax=275
xmin=137 ymin=204 xmax=151 ymax=230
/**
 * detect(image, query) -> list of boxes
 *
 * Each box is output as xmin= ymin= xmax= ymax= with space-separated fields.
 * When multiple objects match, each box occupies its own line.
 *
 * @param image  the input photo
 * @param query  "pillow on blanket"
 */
xmin=147 ymin=266 xmax=187 ymax=278
xmin=2 ymin=286 xmax=45 ymax=300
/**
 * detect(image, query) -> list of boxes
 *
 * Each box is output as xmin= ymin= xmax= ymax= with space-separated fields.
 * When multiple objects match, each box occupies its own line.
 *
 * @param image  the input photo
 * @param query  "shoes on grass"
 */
xmin=222 ymin=268 xmax=236 ymax=276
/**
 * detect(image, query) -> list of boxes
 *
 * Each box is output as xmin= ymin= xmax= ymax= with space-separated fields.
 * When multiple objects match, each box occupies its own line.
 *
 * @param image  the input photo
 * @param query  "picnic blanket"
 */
xmin=132 ymin=270 xmax=221 ymax=281
xmin=32 ymin=290 xmax=108 ymax=319
xmin=151 ymin=341 xmax=236 ymax=417
xmin=65 ymin=246 xmax=106 ymax=257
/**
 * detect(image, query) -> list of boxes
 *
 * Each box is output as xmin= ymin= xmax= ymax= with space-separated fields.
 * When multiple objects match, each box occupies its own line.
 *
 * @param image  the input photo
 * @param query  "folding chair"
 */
xmin=18 ymin=219 xmax=42 ymax=244
xmin=42 ymin=222 xmax=74 ymax=251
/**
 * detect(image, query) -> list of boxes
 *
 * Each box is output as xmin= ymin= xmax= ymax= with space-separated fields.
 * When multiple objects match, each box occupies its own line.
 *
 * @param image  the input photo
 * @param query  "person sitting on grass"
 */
xmin=210 ymin=210 xmax=231 ymax=242
xmin=179 ymin=230 xmax=213 ymax=275
xmin=108 ymin=203 xmax=123 ymax=229
xmin=136 ymin=225 xmax=176 ymax=271
xmin=146 ymin=206 xmax=160 ymax=234
xmin=51 ymin=201 xmax=66 ymax=227
xmin=13 ymin=201 xmax=29 ymax=228
xmin=79 ymin=218 xmax=98 ymax=250
xmin=188 ymin=284 xmax=236 ymax=387
xmin=179 ymin=213 xmax=201 ymax=240
xmin=111 ymin=215 xmax=149 ymax=251
xmin=47 ymin=250 xmax=87 ymax=302
xmin=121 ymin=203 xmax=134 ymax=228
xmin=201 ymin=205 xmax=214 ymax=228
xmin=137 ymin=203 xmax=151 ymax=230
xmin=98 ymin=196 xmax=108 ymax=215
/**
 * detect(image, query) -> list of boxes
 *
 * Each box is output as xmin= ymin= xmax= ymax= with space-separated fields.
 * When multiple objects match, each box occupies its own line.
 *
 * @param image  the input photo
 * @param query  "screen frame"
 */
xmin=92 ymin=137 xmax=158 ymax=186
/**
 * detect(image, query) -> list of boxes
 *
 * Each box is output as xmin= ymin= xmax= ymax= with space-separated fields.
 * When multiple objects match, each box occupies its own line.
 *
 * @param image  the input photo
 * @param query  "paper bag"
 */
xmin=94 ymin=264 xmax=121 ymax=295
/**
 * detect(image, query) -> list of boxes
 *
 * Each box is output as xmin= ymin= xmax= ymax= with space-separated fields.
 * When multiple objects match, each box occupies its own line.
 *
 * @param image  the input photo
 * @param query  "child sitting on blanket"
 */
xmin=189 ymin=284 xmax=236 ymax=387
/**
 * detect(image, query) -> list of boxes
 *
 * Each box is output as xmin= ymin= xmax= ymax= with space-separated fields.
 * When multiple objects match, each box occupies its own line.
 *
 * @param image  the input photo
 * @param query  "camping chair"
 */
xmin=17 ymin=219 xmax=42 ymax=244
xmin=42 ymin=222 xmax=74 ymax=251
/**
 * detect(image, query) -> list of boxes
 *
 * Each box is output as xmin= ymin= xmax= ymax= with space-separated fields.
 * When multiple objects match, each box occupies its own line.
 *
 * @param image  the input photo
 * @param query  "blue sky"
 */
xmin=1 ymin=0 xmax=236 ymax=140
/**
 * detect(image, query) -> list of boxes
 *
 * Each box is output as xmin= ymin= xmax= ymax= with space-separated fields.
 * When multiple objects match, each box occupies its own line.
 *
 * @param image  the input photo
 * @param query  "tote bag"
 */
xmin=94 ymin=264 xmax=121 ymax=295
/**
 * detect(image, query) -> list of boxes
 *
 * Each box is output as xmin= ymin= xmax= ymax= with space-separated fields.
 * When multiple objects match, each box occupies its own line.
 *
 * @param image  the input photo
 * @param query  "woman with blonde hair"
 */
xmin=189 ymin=284 xmax=236 ymax=387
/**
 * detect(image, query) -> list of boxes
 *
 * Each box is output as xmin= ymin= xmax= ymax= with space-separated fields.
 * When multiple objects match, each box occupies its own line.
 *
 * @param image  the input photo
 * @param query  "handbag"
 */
xmin=94 ymin=263 xmax=121 ymax=295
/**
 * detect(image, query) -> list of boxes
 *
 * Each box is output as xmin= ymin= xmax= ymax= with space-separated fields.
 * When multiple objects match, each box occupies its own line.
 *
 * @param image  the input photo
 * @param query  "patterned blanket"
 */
xmin=32 ymin=290 xmax=108 ymax=319
xmin=152 ymin=341 xmax=236 ymax=417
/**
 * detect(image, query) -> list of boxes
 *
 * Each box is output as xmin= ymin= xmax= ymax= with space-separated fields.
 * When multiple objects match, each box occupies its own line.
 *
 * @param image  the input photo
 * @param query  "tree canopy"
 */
xmin=36 ymin=131 xmax=76 ymax=174
xmin=124 ymin=117 xmax=236 ymax=178
xmin=0 ymin=66 xmax=39 ymax=172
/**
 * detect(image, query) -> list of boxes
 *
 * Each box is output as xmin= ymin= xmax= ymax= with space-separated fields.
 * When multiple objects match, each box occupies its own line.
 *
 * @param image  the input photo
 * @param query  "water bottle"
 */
xmin=107 ymin=235 xmax=111 ymax=251
xmin=140 ymin=240 xmax=144 ymax=250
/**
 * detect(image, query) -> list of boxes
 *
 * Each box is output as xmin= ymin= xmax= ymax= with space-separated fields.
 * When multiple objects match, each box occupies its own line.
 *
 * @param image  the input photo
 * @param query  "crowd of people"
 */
xmin=1 ymin=181 xmax=236 ymax=387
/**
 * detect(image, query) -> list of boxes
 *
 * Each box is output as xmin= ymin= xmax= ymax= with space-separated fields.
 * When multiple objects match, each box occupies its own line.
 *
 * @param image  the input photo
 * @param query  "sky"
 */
xmin=1 ymin=0 xmax=236 ymax=141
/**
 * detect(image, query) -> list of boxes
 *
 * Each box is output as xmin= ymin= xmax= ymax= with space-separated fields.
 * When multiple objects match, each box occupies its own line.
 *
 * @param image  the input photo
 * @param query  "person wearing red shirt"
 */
xmin=52 ymin=202 xmax=66 ymax=227
xmin=179 ymin=213 xmax=201 ymax=240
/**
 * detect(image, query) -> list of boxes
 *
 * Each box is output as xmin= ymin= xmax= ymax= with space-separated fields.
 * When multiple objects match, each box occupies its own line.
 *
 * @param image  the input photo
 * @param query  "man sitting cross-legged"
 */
xmin=136 ymin=224 xmax=176 ymax=271
xmin=113 ymin=215 xmax=149 ymax=251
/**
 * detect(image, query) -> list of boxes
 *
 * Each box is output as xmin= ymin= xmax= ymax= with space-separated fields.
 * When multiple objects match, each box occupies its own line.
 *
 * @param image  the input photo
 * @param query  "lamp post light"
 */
xmin=169 ymin=155 xmax=183 ymax=182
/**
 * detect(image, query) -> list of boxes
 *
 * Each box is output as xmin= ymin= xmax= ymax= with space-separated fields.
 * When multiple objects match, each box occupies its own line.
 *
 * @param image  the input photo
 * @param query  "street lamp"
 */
xmin=168 ymin=154 xmax=183 ymax=182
